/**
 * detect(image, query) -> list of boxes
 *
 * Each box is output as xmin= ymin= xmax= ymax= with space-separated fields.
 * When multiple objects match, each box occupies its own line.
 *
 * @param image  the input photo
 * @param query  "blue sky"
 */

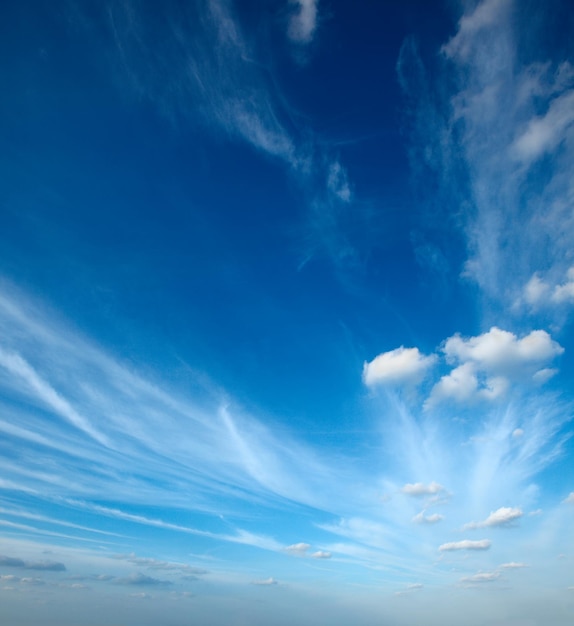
xmin=1 ymin=0 xmax=574 ymax=624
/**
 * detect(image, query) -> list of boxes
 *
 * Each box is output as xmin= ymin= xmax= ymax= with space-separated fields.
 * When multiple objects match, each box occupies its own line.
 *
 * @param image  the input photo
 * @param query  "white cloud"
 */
xmin=523 ymin=273 xmax=550 ymax=305
xmin=426 ymin=328 xmax=563 ymax=407
xmin=287 ymin=0 xmax=318 ymax=44
xmin=563 ymin=492 xmax=574 ymax=504
xmin=439 ymin=539 xmax=491 ymax=551
xmin=500 ymin=562 xmax=528 ymax=569
xmin=463 ymin=507 xmax=523 ymax=530
xmin=310 ymin=551 xmax=331 ymax=559
xmin=511 ymin=90 xmax=574 ymax=165
xmin=443 ymin=328 xmax=563 ymax=373
xmin=460 ymin=571 xmax=500 ymax=584
xmin=442 ymin=0 xmax=510 ymax=62
xmin=552 ymin=267 xmax=574 ymax=304
xmin=412 ymin=511 xmax=444 ymax=524
xmin=363 ymin=347 xmax=436 ymax=387
xmin=512 ymin=428 xmax=524 ymax=438
xmin=401 ymin=482 xmax=444 ymax=497
xmin=285 ymin=543 xmax=310 ymax=555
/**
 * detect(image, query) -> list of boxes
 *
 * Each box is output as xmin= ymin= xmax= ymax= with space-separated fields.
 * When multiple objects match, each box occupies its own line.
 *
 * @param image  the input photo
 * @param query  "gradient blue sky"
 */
xmin=1 ymin=1 xmax=574 ymax=624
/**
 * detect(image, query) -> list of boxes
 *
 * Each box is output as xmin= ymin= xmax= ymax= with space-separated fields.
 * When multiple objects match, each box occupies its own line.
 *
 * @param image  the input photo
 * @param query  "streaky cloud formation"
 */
xmin=2 ymin=0 xmax=574 ymax=624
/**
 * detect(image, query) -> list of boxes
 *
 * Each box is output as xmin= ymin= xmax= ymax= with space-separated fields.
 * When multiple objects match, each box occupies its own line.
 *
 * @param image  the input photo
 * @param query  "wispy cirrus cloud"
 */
xmin=400 ymin=0 xmax=574 ymax=313
xmin=72 ymin=0 xmax=359 ymax=269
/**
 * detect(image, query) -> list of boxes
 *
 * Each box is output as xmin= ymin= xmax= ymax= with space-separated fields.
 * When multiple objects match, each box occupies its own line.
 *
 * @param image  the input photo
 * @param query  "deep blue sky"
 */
xmin=1 ymin=1 xmax=574 ymax=624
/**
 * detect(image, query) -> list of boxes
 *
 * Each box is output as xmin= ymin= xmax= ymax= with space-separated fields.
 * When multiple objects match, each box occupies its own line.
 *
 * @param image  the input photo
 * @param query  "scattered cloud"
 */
xmin=463 ymin=507 xmax=523 ymax=529
xmin=500 ymin=562 xmax=528 ymax=569
xmin=401 ymin=482 xmax=444 ymax=497
xmin=426 ymin=328 xmax=563 ymax=407
xmin=285 ymin=543 xmax=311 ymax=556
xmin=114 ymin=573 xmax=172 ymax=587
xmin=0 ymin=555 xmax=66 ymax=571
xmin=460 ymin=571 xmax=500 ymax=584
xmin=412 ymin=511 xmax=444 ymax=524
xmin=287 ymin=0 xmax=319 ymax=44
xmin=394 ymin=582 xmax=423 ymax=596
xmin=310 ymin=550 xmax=331 ymax=559
xmin=563 ymin=492 xmax=574 ymax=504
xmin=439 ymin=539 xmax=491 ymax=551
xmin=363 ymin=347 xmax=436 ymax=387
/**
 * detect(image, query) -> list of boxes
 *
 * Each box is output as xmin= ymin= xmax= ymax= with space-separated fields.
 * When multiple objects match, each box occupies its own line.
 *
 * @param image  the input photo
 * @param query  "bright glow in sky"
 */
xmin=1 ymin=0 xmax=574 ymax=624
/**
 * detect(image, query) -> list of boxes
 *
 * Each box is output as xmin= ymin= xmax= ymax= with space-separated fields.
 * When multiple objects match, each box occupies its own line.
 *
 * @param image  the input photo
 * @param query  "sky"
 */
xmin=1 ymin=0 xmax=574 ymax=624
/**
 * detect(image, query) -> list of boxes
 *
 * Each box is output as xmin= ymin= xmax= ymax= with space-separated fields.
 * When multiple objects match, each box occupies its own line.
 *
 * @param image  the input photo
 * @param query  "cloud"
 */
xmin=311 ymin=551 xmax=331 ymax=559
xmin=563 ymin=492 xmax=574 ymax=504
xmin=460 ymin=571 xmax=500 ymax=584
xmin=439 ymin=539 xmax=491 ymax=551
xmin=443 ymin=328 xmax=563 ymax=374
xmin=401 ymin=482 xmax=444 ymax=497
xmin=251 ymin=577 xmax=278 ymax=586
xmin=402 ymin=0 xmax=574 ymax=311
xmin=412 ymin=511 xmax=444 ymax=524
xmin=285 ymin=543 xmax=311 ymax=556
xmin=463 ymin=507 xmax=523 ymax=529
xmin=500 ymin=562 xmax=528 ymax=569
xmin=287 ymin=0 xmax=318 ymax=44
xmin=363 ymin=347 xmax=436 ymax=387
xmin=426 ymin=328 xmax=563 ymax=407
xmin=0 ymin=555 xmax=66 ymax=571
xmin=114 ymin=573 xmax=172 ymax=587
xmin=111 ymin=554 xmax=207 ymax=576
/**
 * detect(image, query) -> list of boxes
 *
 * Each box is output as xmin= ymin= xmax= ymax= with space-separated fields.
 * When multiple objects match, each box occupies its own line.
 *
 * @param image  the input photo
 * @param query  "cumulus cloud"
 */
xmin=412 ymin=511 xmax=444 ymax=524
xmin=443 ymin=328 xmax=563 ymax=373
xmin=311 ymin=550 xmax=331 ymax=559
xmin=460 ymin=571 xmax=500 ymax=584
xmin=0 ymin=555 xmax=66 ymax=571
xmin=426 ymin=328 xmax=563 ymax=407
xmin=363 ymin=347 xmax=436 ymax=387
xmin=285 ymin=543 xmax=311 ymax=556
xmin=563 ymin=492 xmax=574 ymax=504
xmin=401 ymin=482 xmax=444 ymax=497
xmin=287 ymin=0 xmax=318 ymax=44
xmin=500 ymin=562 xmax=528 ymax=569
xmin=439 ymin=539 xmax=491 ymax=551
xmin=463 ymin=507 xmax=523 ymax=529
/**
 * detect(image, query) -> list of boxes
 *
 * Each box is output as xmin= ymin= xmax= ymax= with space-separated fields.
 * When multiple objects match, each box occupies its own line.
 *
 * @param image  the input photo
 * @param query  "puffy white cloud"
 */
xmin=523 ymin=273 xmax=551 ymax=305
xmin=287 ymin=0 xmax=318 ymax=44
xmin=562 ymin=492 xmax=574 ymax=504
xmin=439 ymin=539 xmax=491 ymax=551
xmin=401 ymin=482 xmax=444 ymax=497
xmin=426 ymin=328 xmax=563 ymax=407
xmin=552 ymin=267 xmax=574 ymax=303
xmin=522 ymin=267 xmax=574 ymax=308
xmin=460 ymin=571 xmax=500 ymax=584
xmin=363 ymin=347 xmax=436 ymax=387
xmin=285 ymin=543 xmax=311 ymax=555
xmin=311 ymin=550 xmax=331 ymax=559
xmin=443 ymin=327 xmax=563 ymax=373
xmin=412 ymin=511 xmax=444 ymax=524
xmin=463 ymin=507 xmax=523 ymax=529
